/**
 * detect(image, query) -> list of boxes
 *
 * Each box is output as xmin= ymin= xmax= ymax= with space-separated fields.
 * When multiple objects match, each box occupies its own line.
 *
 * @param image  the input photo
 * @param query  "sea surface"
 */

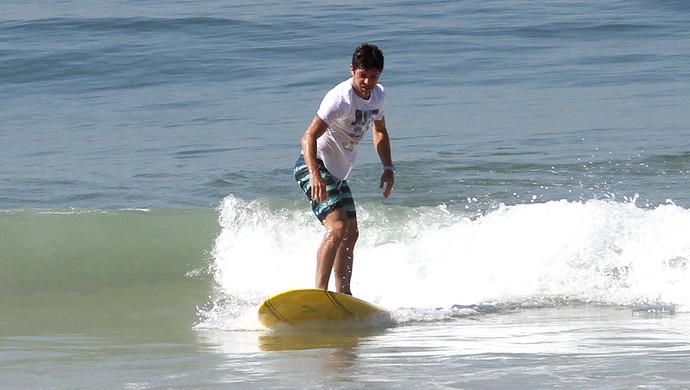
xmin=2 ymin=0 xmax=690 ymax=388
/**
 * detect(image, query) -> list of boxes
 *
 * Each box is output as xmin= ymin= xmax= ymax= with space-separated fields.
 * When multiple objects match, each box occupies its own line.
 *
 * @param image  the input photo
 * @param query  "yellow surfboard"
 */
xmin=258 ymin=289 xmax=390 ymax=328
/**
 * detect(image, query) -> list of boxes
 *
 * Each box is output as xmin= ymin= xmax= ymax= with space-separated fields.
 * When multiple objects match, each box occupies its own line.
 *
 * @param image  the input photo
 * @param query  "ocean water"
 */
xmin=2 ymin=0 xmax=690 ymax=388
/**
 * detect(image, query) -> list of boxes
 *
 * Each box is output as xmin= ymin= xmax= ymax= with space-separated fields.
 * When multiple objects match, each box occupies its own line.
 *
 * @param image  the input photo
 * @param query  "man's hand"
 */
xmin=310 ymin=172 xmax=327 ymax=203
xmin=300 ymin=116 xmax=330 ymax=203
xmin=380 ymin=169 xmax=394 ymax=198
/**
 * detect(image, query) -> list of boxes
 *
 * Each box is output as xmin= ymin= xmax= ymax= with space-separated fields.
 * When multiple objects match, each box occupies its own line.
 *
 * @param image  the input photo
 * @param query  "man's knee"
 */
xmin=330 ymin=219 xmax=349 ymax=235
xmin=323 ymin=210 xmax=349 ymax=237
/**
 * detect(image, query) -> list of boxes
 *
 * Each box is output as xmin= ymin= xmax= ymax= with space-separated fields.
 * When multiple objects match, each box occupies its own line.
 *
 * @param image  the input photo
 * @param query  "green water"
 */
xmin=0 ymin=209 xmax=219 ymax=340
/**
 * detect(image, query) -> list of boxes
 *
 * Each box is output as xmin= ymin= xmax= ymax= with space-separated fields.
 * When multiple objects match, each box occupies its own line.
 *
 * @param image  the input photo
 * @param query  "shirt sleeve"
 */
xmin=316 ymin=89 xmax=344 ymax=126
xmin=374 ymin=85 xmax=386 ymax=120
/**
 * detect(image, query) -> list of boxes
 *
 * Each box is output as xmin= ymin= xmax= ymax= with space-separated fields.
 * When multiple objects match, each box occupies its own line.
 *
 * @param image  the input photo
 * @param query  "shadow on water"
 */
xmin=197 ymin=321 xmax=394 ymax=354
xmin=254 ymin=310 xmax=396 ymax=351
xmin=257 ymin=329 xmax=386 ymax=352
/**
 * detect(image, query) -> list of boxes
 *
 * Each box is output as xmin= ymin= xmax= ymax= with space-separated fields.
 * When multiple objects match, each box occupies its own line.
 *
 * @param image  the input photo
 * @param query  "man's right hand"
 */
xmin=310 ymin=173 xmax=327 ymax=203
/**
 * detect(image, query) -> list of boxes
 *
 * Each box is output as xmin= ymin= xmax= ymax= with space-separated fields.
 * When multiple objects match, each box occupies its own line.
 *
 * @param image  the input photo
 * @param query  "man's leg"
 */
xmin=333 ymin=218 xmax=358 ymax=295
xmin=315 ymin=208 xmax=350 ymax=290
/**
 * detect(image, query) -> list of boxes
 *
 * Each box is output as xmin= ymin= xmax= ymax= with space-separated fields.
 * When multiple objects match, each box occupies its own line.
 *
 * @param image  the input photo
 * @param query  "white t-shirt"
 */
xmin=315 ymin=78 xmax=386 ymax=180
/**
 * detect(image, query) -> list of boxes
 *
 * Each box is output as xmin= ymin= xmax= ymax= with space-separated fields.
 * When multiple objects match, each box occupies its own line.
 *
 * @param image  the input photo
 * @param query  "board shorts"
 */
xmin=294 ymin=154 xmax=356 ymax=222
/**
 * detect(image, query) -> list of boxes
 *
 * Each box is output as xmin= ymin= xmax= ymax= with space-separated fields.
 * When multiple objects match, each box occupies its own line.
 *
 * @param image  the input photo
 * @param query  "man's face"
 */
xmin=350 ymin=65 xmax=381 ymax=99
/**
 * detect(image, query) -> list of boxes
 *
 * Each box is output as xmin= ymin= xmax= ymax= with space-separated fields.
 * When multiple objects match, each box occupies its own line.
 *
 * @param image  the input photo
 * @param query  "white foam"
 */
xmin=200 ymin=195 xmax=690 ymax=329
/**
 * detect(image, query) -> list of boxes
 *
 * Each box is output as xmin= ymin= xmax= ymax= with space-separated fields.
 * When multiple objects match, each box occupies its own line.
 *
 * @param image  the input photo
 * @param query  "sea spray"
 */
xmin=198 ymin=195 xmax=690 ymax=330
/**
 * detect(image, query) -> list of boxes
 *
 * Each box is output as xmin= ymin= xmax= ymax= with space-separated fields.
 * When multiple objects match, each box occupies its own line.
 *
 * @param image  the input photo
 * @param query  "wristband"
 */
xmin=383 ymin=164 xmax=395 ymax=172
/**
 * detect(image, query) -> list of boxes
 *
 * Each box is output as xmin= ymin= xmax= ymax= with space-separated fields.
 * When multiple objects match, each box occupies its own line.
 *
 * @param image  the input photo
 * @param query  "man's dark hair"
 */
xmin=352 ymin=43 xmax=384 ymax=72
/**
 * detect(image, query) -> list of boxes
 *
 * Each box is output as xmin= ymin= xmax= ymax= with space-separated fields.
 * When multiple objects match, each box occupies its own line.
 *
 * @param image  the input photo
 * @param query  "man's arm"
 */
xmin=372 ymin=117 xmax=394 ymax=198
xmin=301 ymin=116 xmax=330 ymax=202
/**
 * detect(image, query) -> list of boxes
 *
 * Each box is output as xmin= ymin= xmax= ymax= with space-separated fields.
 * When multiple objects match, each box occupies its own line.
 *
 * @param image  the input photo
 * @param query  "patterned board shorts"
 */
xmin=294 ymin=154 xmax=356 ymax=222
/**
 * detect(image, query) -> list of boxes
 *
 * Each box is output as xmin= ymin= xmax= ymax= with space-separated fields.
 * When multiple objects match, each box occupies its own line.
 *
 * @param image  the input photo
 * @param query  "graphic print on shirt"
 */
xmin=344 ymin=109 xmax=380 ymax=151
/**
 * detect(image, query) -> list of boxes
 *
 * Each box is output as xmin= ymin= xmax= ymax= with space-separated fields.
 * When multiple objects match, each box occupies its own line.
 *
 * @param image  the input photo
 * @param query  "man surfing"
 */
xmin=294 ymin=43 xmax=395 ymax=295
